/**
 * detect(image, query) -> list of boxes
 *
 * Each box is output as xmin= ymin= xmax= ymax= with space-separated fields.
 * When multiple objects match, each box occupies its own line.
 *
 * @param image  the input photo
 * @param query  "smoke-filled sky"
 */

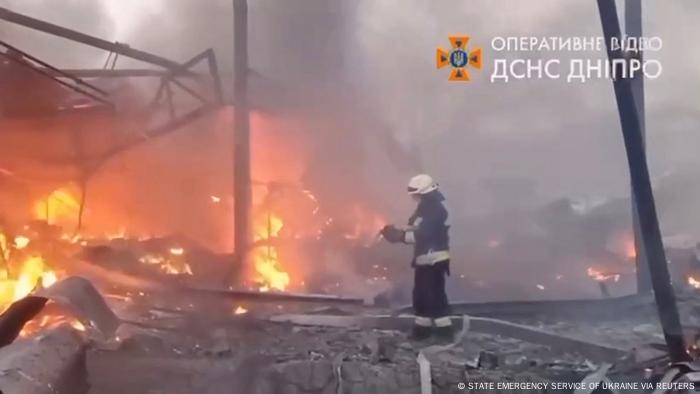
xmin=2 ymin=0 xmax=700 ymax=218
xmin=351 ymin=0 xmax=700 ymax=213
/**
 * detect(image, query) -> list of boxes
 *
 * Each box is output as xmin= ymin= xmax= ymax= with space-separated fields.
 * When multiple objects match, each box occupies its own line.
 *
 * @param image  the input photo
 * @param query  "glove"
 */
xmin=381 ymin=225 xmax=405 ymax=243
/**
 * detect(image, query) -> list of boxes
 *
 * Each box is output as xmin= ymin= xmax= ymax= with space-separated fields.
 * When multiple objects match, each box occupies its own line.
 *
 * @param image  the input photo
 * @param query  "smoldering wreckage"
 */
xmin=2 ymin=3 xmax=700 ymax=394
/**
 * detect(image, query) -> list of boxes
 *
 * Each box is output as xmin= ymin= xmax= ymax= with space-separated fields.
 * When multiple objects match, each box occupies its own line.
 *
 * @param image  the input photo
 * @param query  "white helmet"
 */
xmin=407 ymin=174 xmax=438 ymax=195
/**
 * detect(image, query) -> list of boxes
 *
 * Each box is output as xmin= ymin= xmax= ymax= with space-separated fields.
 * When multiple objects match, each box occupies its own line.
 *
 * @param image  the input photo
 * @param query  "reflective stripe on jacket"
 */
xmin=403 ymin=190 xmax=450 ymax=266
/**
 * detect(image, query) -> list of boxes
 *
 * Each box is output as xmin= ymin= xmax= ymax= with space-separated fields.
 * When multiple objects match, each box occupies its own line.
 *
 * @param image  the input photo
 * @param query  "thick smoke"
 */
xmin=3 ymin=0 xmax=700 ymax=300
xmin=352 ymin=0 xmax=700 ymax=209
xmin=0 ymin=0 xmax=114 ymax=67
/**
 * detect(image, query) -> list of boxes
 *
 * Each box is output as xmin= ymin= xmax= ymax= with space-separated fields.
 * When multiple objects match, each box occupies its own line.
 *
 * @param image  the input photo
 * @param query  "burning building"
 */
xmin=1 ymin=1 xmax=700 ymax=393
xmin=0 ymin=1 xmax=406 ymax=298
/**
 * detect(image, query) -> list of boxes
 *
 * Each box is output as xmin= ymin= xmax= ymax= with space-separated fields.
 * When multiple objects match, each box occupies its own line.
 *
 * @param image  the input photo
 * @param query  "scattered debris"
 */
xmin=0 ymin=326 xmax=87 ymax=394
xmin=477 ymin=350 xmax=500 ymax=370
xmin=35 ymin=276 xmax=120 ymax=340
xmin=0 ymin=296 xmax=48 ymax=348
xmin=376 ymin=336 xmax=398 ymax=363
xmin=268 ymin=313 xmax=629 ymax=362
xmin=183 ymin=286 xmax=365 ymax=306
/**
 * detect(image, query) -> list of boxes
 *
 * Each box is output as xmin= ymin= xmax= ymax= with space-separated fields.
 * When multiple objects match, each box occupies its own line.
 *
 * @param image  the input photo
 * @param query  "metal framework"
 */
xmin=0 ymin=6 xmax=225 ymax=234
xmin=0 ymin=40 xmax=112 ymax=109
xmin=0 ymin=6 xmax=224 ymax=164
xmin=0 ymin=7 xmax=181 ymax=69
xmin=625 ymin=0 xmax=652 ymax=293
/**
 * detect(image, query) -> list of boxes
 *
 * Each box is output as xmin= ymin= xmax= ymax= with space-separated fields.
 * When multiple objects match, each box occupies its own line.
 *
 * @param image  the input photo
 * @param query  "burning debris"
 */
xmin=0 ymin=229 xmax=58 ymax=311
xmin=586 ymin=267 xmax=621 ymax=283
xmin=689 ymin=276 xmax=700 ymax=289
xmin=2 ymin=271 xmax=698 ymax=393
xmin=139 ymin=247 xmax=193 ymax=276
xmin=252 ymin=212 xmax=290 ymax=291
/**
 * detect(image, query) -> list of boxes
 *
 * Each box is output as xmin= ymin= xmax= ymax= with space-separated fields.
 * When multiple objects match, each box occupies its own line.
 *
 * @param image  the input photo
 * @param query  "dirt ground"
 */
xmin=80 ymin=290 xmax=696 ymax=394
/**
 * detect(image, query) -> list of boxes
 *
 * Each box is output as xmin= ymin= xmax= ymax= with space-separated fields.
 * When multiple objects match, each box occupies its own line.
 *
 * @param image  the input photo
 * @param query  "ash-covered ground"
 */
xmin=0 ymin=230 xmax=696 ymax=393
xmin=81 ymin=287 xmax=700 ymax=394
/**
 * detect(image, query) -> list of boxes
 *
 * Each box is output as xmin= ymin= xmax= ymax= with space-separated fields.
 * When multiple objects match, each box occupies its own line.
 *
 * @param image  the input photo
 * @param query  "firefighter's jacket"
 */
xmin=403 ymin=190 xmax=450 ymax=267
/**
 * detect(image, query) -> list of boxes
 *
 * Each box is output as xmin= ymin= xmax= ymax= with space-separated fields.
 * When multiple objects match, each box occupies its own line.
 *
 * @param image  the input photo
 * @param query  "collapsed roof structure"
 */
xmin=0 ymin=5 xmax=224 ymax=197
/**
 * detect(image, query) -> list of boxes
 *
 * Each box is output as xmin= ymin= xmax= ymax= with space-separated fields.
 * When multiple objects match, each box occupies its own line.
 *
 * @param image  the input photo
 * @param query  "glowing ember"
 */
xmin=169 ymin=247 xmax=185 ymax=256
xmin=586 ymin=267 xmax=621 ymax=282
xmin=71 ymin=320 xmax=86 ymax=331
xmin=20 ymin=314 xmax=85 ymax=337
xmin=252 ymin=213 xmax=290 ymax=291
xmin=302 ymin=189 xmax=320 ymax=215
xmin=234 ymin=306 xmax=248 ymax=315
xmin=139 ymin=254 xmax=165 ymax=265
xmin=688 ymin=276 xmax=700 ymax=289
xmin=139 ymin=253 xmax=193 ymax=276
xmin=161 ymin=261 xmax=193 ymax=275
xmin=13 ymin=236 xmax=30 ymax=249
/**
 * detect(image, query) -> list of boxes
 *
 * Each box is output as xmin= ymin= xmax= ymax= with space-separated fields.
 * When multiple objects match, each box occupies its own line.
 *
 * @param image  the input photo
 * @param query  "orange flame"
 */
xmin=0 ymin=233 xmax=8 ymax=262
xmin=13 ymin=236 xmax=30 ymax=250
xmin=0 ymin=254 xmax=58 ymax=312
xmin=19 ymin=314 xmax=85 ymax=337
xmin=0 ymin=228 xmax=84 ymax=337
xmin=586 ymin=267 xmax=620 ymax=282
xmin=138 ymin=252 xmax=193 ymax=276
xmin=252 ymin=213 xmax=290 ymax=291
xmin=32 ymin=187 xmax=80 ymax=224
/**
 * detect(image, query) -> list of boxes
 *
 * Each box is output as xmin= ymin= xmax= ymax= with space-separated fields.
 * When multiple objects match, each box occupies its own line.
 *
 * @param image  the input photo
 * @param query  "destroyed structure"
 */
xmin=1 ymin=1 xmax=700 ymax=393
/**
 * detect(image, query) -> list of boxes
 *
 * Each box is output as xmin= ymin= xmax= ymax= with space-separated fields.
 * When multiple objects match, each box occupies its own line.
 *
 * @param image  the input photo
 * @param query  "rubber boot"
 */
xmin=433 ymin=317 xmax=455 ymax=343
xmin=409 ymin=325 xmax=432 ymax=341
xmin=434 ymin=325 xmax=455 ymax=343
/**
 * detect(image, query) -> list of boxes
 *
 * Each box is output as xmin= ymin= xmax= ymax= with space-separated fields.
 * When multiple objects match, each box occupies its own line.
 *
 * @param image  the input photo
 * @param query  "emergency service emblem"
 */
xmin=436 ymin=35 xmax=482 ymax=82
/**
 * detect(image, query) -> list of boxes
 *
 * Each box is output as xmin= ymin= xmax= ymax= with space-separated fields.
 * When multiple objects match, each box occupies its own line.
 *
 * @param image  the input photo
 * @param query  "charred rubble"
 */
xmin=0 ymin=215 xmax=698 ymax=393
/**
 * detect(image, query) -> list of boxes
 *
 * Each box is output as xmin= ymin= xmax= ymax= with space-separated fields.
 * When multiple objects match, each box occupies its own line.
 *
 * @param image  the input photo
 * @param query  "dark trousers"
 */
xmin=412 ymin=260 xmax=450 ymax=319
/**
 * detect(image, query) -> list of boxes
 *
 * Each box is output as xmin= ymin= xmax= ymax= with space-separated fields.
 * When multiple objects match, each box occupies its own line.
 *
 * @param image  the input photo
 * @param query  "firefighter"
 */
xmin=381 ymin=174 xmax=453 ymax=341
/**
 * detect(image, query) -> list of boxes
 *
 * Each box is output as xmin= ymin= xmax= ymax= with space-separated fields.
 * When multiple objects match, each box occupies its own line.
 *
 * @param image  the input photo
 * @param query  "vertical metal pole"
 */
xmin=626 ymin=0 xmax=651 ymax=293
xmin=597 ymin=0 xmax=689 ymax=362
xmin=74 ymin=178 xmax=88 ymax=236
xmin=72 ymin=125 xmax=88 ymax=236
xmin=267 ymin=211 xmax=272 ymax=259
xmin=625 ymin=1 xmax=645 ymax=137
xmin=164 ymin=80 xmax=176 ymax=119
xmin=233 ymin=0 xmax=251 ymax=282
